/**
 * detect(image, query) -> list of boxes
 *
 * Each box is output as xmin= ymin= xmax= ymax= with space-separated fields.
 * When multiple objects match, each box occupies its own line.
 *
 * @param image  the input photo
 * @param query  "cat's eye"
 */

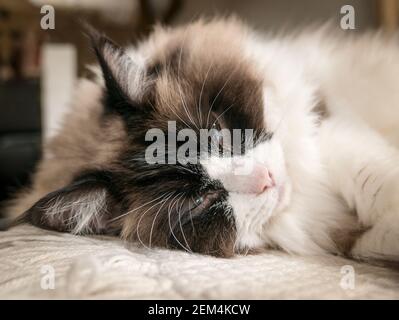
xmin=189 ymin=192 xmax=219 ymax=212
xmin=176 ymin=191 xmax=223 ymax=229
xmin=176 ymin=194 xmax=210 ymax=229
xmin=194 ymin=196 xmax=204 ymax=207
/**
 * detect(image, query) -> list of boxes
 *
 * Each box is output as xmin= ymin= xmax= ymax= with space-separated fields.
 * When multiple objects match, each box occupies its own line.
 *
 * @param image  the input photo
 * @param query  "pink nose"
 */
xmin=251 ymin=165 xmax=275 ymax=194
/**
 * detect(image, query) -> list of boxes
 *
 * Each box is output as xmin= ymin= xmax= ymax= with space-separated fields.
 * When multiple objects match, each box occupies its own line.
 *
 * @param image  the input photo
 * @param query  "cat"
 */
xmin=5 ymin=18 xmax=399 ymax=261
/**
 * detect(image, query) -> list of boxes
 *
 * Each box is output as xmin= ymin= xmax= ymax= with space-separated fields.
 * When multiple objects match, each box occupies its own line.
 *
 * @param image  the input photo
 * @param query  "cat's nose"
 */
xmin=251 ymin=165 xmax=275 ymax=194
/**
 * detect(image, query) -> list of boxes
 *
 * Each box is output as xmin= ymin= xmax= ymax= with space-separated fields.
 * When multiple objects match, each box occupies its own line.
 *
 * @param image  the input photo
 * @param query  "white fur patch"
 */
xmin=201 ymin=138 xmax=290 ymax=251
xmin=45 ymin=189 xmax=108 ymax=234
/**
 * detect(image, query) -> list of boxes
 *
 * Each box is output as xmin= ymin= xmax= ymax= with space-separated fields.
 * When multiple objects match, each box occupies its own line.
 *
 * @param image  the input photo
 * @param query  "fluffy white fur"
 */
xmin=45 ymin=189 xmax=108 ymax=234
xmin=55 ymin=23 xmax=399 ymax=261
xmin=214 ymin=27 xmax=399 ymax=260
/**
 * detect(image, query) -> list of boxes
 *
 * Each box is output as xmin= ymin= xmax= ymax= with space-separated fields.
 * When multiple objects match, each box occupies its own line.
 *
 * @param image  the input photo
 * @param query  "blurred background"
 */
xmin=0 ymin=0 xmax=397 ymax=208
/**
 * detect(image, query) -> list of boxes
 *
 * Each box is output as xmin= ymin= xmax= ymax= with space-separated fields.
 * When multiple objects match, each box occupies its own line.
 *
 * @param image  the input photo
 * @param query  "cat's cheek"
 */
xmin=228 ymin=193 xmax=270 ymax=251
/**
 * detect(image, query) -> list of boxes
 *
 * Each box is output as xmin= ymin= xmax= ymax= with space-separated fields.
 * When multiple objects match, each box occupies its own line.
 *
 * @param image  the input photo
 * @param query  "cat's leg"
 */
xmin=319 ymin=117 xmax=399 ymax=260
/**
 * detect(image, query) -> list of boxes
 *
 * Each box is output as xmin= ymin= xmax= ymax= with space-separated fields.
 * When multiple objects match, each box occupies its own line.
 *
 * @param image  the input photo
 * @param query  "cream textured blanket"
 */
xmin=1 ymin=225 xmax=398 ymax=299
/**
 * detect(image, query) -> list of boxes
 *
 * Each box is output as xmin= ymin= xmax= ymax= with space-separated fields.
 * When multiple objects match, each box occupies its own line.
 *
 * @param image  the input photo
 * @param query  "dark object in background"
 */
xmin=0 ymin=0 xmax=183 ymax=217
xmin=9 ymin=31 xmax=23 ymax=80
xmin=0 ymin=80 xmax=41 ymax=131
xmin=0 ymin=79 xmax=41 ymax=213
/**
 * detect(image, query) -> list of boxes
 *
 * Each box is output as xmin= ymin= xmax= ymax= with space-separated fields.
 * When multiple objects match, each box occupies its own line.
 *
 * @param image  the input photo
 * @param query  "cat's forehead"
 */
xmin=142 ymin=21 xmax=265 ymax=131
xmin=146 ymin=20 xmax=261 ymax=89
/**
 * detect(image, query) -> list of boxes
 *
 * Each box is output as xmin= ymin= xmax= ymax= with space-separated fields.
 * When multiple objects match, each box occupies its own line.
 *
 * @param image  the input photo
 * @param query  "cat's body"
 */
xmin=6 ymin=19 xmax=399 ymax=261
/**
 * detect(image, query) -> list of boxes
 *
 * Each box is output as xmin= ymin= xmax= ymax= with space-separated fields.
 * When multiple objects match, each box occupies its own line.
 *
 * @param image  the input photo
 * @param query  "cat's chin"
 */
xmin=257 ymin=178 xmax=292 ymax=220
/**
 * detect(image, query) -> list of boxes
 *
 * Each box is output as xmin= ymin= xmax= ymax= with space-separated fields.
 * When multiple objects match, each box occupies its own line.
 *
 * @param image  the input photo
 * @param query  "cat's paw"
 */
xmin=351 ymin=211 xmax=399 ymax=262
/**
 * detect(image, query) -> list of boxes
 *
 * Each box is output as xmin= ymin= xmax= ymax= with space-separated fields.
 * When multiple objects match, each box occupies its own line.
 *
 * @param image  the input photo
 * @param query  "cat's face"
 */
xmin=24 ymin=20 xmax=304 ymax=257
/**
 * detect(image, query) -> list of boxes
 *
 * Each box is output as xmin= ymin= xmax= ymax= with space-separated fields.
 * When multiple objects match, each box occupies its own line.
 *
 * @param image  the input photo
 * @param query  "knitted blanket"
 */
xmin=1 ymin=225 xmax=398 ymax=299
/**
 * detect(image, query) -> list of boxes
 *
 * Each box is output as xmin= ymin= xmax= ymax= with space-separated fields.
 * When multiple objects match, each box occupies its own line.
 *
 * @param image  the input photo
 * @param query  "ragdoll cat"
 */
xmin=5 ymin=18 xmax=399 ymax=261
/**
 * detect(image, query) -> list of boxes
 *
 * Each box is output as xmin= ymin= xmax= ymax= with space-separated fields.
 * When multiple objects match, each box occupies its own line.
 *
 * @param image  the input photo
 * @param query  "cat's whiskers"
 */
xmin=168 ymin=192 xmax=193 ymax=253
xmin=176 ymin=194 xmax=193 ymax=252
xmin=135 ymin=191 xmax=175 ymax=250
xmin=110 ymin=193 xmax=168 ymax=223
xmin=206 ymin=69 xmax=235 ymax=128
xmin=211 ymin=103 xmax=235 ymax=129
xmin=178 ymin=82 xmax=200 ymax=130
xmin=157 ymin=95 xmax=195 ymax=131
xmin=176 ymin=29 xmax=200 ymax=131
xmin=197 ymin=61 xmax=214 ymax=127
xmin=128 ymin=157 xmax=200 ymax=176
xmin=148 ymin=191 xmax=177 ymax=248
xmin=187 ymin=202 xmax=196 ymax=236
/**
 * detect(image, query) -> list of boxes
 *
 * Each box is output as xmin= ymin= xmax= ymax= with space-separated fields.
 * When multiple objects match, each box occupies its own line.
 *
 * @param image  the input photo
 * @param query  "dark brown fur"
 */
xmin=8 ymin=19 xmax=266 ymax=257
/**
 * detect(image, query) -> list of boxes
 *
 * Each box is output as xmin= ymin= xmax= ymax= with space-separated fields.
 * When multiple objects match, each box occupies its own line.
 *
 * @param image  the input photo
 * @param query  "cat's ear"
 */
xmin=20 ymin=172 xmax=120 ymax=235
xmin=85 ymin=25 xmax=148 ymax=117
